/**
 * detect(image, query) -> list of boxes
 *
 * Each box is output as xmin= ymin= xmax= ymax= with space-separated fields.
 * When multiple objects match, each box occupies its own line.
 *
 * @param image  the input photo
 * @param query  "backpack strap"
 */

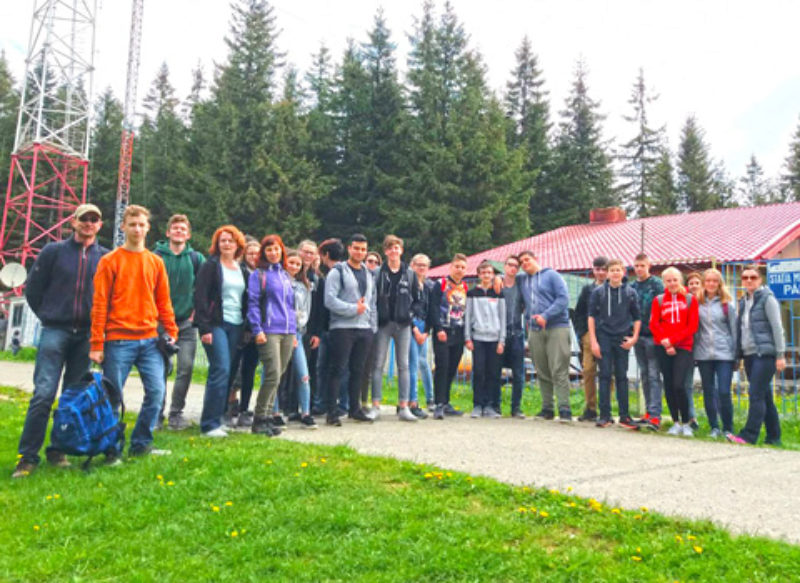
xmin=190 ymin=251 xmax=201 ymax=277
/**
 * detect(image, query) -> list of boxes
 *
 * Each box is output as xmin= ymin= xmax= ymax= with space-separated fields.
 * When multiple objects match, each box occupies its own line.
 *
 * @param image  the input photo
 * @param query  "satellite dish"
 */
xmin=0 ymin=262 xmax=27 ymax=288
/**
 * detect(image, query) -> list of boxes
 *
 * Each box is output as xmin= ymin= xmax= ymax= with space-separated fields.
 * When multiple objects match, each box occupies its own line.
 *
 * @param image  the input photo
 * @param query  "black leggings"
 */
xmin=433 ymin=338 xmax=464 ymax=406
xmin=656 ymin=346 xmax=693 ymax=423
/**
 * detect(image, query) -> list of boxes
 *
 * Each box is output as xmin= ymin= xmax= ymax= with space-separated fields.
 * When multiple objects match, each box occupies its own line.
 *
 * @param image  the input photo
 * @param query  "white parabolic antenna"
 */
xmin=0 ymin=263 xmax=27 ymax=288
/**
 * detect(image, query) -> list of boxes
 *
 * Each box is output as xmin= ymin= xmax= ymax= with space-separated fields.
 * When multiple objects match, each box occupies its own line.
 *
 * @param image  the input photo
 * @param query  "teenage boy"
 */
xmin=588 ymin=258 xmax=641 ymax=428
xmin=14 ymin=204 xmax=108 ymax=478
xmin=630 ymin=252 xmax=665 ymax=430
xmin=153 ymin=214 xmax=204 ymax=430
xmin=90 ymin=205 xmax=178 ymax=457
xmin=516 ymin=250 xmax=573 ymax=421
xmin=428 ymin=253 xmax=469 ymax=420
xmin=572 ymin=256 xmax=609 ymax=422
xmin=372 ymin=235 xmax=420 ymax=422
xmin=501 ymin=255 xmax=526 ymax=417
xmin=465 ymin=261 xmax=506 ymax=418
xmin=324 ymin=234 xmax=377 ymax=426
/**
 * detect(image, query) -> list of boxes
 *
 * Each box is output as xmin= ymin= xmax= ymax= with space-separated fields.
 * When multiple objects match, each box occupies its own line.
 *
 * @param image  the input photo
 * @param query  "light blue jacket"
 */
xmin=515 ymin=267 xmax=570 ymax=330
xmin=694 ymin=296 xmax=737 ymax=361
xmin=324 ymin=261 xmax=377 ymax=331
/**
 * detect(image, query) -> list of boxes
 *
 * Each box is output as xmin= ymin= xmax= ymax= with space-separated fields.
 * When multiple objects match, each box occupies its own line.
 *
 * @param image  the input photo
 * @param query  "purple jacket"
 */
xmin=247 ymin=263 xmax=297 ymax=336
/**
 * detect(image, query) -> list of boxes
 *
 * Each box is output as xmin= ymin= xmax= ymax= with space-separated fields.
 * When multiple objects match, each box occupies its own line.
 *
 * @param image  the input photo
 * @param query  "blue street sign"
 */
xmin=767 ymin=259 xmax=800 ymax=300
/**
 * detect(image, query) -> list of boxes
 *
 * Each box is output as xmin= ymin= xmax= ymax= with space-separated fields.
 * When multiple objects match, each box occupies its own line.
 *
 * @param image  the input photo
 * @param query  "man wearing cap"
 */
xmin=13 ymin=203 xmax=109 ymax=478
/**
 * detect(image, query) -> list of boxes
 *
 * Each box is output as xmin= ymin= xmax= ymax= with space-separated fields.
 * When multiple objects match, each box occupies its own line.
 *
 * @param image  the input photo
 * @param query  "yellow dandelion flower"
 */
xmin=522 ymin=486 xmax=531 ymax=493
xmin=687 ymin=535 xmax=697 ymax=541
xmin=183 ymin=457 xmax=189 ymax=463
xmin=529 ymin=507 xmax=537 ymax=512
xmin=568 ymin=502 xmax=577 ymax=508
xmin=611 ymin=508 xmax=621 ymax=515
xmin=549 ymin=488 xmax=559 ymax=495
xmin=424 ymin=473 xmax=433 ymax=479
xmin=17 ymin=454 xmax=23 ymax=459
xmin=231 ymin=531 xmax=238 ymax=538
xmin=640 ymin=506 xmax=648 ymax=513
xmin=33 ymin=525 xmax=40 ymax=531
xmin=437 ymin=475 xmax=443 ymax=480
xmin=320 ymin=458 xmax=327 ymax=463
xmin=517 ymin=507 xmax=528 ymax=513
xmin=567 ymin=486 xmax=573 ymax=492
xmin=225 ymin=501 xmax=233 ymax=506
xmin=693 ymin=546 xmax=703 ymax=554
xmin=46 ymin=495 xmax=52 ymax=500
xmin=466 ymin=476 xmax=473 ymax=482
xmin=539 ymin=511 xmax=549 ymax=518
xmin=636 ymin=547 xmax=642 ymax=553
xmin=156 ymin=475 xmax=163 ymax=481
xmin=675 ymin=535 xmax=683 ymax=543
xmin=631 ymin=556 xmax=642 ymax=562
xmin=634 ymin=514 xmax=642 ymax=520
xmin=212 ymin=506 xmax=220 ymax=512
xmin=53 ymin=494 xmax=60 ymax=499
xmin=301 ymin=462 xmax=308 ymax=468
xmin=446 ymin=472 xmax=452 ymax=478
xmin=167 ymin=481 xmax=174 ymax=487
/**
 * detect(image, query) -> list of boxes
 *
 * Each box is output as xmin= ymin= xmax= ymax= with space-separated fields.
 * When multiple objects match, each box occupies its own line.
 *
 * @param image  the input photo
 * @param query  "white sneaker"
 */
xmin=709 ymin=428 xmax=722 ymax=439
xmin=681 ymin=424 xmax=694 ymax=438
xmin=667 ymin=422 xmax=682 ymax=436
xmin=203 ymin=427 xmax=228 ymax=438
xmin=367 ymin=406 xmax=381 ymax=421
xmin=482 ymin=406 xmax=502 ymax=418
xmin=470 ymin=407 xmax=483 ymax=418
xmin=397 ymin=407 xmax=418 ymax=422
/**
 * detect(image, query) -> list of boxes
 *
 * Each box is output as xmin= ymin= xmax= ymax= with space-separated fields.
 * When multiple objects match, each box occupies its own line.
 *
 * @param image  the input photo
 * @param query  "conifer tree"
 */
xmin=676 ymin=116 xmax=717 ymax=211
xmin=87 ymin=89 xmax=123 ymax=248
xmin=781 ymin=117 xmax=800 ymax=201
xmin=649 ymin=147 xmax=678 ymax=216
xmin=0 ymin=51 xmax=19 ymax=196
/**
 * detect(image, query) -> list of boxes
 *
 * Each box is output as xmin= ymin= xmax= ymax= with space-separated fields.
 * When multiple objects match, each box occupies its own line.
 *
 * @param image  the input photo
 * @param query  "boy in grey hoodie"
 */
xmin=588 ymin=259 xmax=641 ymax=428
xmin=465 ymin=261 xmax=507 ymax=418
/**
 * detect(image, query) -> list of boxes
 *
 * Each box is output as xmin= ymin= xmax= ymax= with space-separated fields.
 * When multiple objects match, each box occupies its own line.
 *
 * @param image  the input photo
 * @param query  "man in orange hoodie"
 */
xmin=90 ymin=205 xmax=178 ymax=457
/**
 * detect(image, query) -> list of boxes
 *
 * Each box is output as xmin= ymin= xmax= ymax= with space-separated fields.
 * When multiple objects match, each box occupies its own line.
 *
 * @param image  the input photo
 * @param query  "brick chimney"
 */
xmin=589 ymin=207 xmax=627 ymax=224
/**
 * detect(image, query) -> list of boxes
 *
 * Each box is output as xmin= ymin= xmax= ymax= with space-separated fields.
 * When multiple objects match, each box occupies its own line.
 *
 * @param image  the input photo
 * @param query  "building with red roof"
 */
xmin=429 ymin=203 xmax=800 ymax=278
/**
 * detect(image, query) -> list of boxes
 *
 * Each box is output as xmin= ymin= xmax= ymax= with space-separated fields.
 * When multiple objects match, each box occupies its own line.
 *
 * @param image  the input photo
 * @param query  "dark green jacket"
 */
xmin=153 ymin=240 xmax=204 ymax=321
xmin=631 ymin=275 xmax=664 ymax=337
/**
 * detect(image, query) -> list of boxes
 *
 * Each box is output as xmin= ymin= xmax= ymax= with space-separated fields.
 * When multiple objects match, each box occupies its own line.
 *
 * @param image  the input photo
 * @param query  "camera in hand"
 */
xmin=158 ymin=333 xmax=180 ymax=356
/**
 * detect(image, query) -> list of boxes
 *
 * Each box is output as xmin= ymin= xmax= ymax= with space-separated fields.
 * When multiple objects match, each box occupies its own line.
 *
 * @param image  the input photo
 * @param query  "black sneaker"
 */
xmin=442 ymin=403 xmax=464 ymax=416
xmin=577 ymin=409 xmax=597 ymax=422
xmin=558 ymin=409 xmax=573 ymax=423
xmin=271 ymin=415 xmax=286 ymax=427
xmin=287 ymin=412 xmax=302 ymax=422
xmin=349 ymin=408 xmax=374 ymax=423
xmin=596 ymin=417 xmax=614 ymax=428
xmin=433 ymin=405 xmax=445 ymax=420
xmin=618 ymin=416 xmax=638 ymax=430
xmin=237 ymin=410 xmax=254 ymax=428
xmin=326 ymin=414 xmax=342 ymax=427
xmin=46 ymin=450 xmax=71 ymax=469
xmin=511 ymin=409 xmax=526 ymax=419
xmin=410 ymin=406 xmax=428 ymax=419
xmin=535 ymin=409 xmax=555 ymax=420
xmin=300 ymin=415 xmax=318 ymax=429
xmin=689 ymin=418 xmax=699 ymax=431
xmin=311 ymin=406 xmax=326 ymax=416
xmin=251 ymin=416 xmax=272 ymax=435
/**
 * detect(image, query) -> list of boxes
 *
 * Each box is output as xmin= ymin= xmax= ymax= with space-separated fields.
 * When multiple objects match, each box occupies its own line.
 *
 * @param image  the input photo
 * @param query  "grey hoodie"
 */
xmin=694 ymin=296 xmax=737 ymax=361
xmin=292 ymin=279 xmax=312 ymax=333
xmin=465 ymin=286 xmax=507 ymax=344
xmin=324 ymin=261 xmax=377 ymax=331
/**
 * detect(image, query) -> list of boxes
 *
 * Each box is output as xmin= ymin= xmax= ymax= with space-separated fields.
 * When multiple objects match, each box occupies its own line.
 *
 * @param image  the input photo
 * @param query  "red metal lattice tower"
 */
xmin=0 ymin=0 xmax=97 ymax=306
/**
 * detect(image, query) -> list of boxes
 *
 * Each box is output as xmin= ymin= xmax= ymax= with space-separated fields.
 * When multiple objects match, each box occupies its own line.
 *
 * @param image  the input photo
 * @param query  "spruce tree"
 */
xmin=649 ymin=147 xmax=678 ymax=216
xmin=781 ymin=117 xmax=800 ymax=201
xmin=545 ymin=60 xmax=615 ymax=231
xmin=618 ymin=68 xmax=664 ymax=217
xmin=87 ymin=89 xmax=123 ymax=248
xmin=0 ymin=51 xmax=19 ymax=197
xmin=676 ymin=116 xmax=717 ymax=212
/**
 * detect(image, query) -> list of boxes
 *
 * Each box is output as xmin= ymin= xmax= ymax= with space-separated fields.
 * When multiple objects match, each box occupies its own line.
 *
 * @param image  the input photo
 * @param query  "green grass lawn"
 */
xmin=2 ymin=386 xmax=799 ymax=582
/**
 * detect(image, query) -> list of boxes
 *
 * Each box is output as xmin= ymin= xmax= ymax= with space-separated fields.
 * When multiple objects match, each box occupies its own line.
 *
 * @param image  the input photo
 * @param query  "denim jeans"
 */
xmin=103 ymin=337 xmax=165 ymax=453
xmin=685 ymin=363 xmax=696 ymax=419
xmin=502 ymin=333 xmax=525 ymax=412
xmin=597 ymin=332 xmax=631 ymax=419
xmin=697 ymin=360 xmax=734 ymax=432
xmin=372 ymin=321 xmax=411 ymax=402
xmin=634 ymin=337 xmax=662 ymax=418
xmin=167 ymin=318 xmax=198 ymax=417
xmin=471 ymin=340 xmax=502 ymax=408
xmin=739 ymin=355 xmax=781 ymax=444
xmin=17 ymin=327 xmax=91 ymax=464
xmin=409 ymin=336 xmax=434 ymax=405
xmin=230 ymin=340 xmax=258 ymax=412
xmin=292 ymin=331 xmax=312 ymax=414
xmin=328 ymin=328 xmax=373 ymax=416
xmin=200 ymin=322 xmax=243 ymax=432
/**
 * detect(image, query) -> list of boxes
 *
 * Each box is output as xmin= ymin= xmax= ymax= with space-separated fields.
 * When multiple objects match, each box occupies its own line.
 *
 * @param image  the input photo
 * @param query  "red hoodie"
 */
xmin=649 ymin=290 xmax=699 ymax=351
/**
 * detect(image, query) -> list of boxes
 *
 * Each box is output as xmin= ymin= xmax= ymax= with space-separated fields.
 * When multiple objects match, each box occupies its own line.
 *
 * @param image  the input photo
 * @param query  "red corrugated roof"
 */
xmin=429 ymin=202 xmax=800 ymax=277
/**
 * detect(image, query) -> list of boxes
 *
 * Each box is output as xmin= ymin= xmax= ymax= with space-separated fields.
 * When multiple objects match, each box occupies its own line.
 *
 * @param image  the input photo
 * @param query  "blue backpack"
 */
xmin=50 ymin=371 xmax=126 ymax=468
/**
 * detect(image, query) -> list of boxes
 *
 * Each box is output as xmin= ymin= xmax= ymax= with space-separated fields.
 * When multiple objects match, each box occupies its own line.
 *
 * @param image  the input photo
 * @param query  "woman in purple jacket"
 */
xmin=247 ymin=234 xmax=297 ymax=436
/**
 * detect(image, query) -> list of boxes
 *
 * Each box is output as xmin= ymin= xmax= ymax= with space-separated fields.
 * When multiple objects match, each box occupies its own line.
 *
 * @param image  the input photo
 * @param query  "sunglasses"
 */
xmin=78 ymin=215 xmax=100 ymax=223
xmin=741 ymin=275 xmax=759 ymax=281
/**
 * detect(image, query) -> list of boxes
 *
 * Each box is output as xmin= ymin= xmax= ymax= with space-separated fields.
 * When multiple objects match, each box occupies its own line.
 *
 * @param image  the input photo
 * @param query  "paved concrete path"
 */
xmin=4 ymin=360 xmax=799 ymax=544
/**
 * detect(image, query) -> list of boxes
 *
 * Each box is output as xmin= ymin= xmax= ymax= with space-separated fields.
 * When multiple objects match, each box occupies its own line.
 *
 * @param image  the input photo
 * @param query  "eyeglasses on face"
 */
xmin=366 ymin=258 xmax=379 ymax=264
xmin=78 ymin=215 xmax=100 ymax=223
xmin=741 ymin=275 xmax=759 ymax=281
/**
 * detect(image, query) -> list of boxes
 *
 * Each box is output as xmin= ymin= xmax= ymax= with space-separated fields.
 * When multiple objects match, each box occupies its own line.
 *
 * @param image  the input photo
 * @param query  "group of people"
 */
xmin=12 ymin=203 xmax=787 ymax=477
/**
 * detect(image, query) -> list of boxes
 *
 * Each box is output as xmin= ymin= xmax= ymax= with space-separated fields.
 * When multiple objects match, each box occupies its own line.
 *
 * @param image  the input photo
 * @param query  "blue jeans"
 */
xmin=634 ymin=337 xmax=662 ymax=418
xmin=200 ymin=323 xmax=243 ymax=432
xmin=739 ymin=355 xmax=781 ymax=444
xmin=103 ymin=337 xmax=165 ymax=453
xmin=597 ymin=332 xmax=631 ymax=419
xmin=409 ymin=336 xmax=434 ymax=405
xmin=18 ymin=327 xmax=91 ymax=464
xmin=685 ymin=363 xmax=696 ymax=419
xmin=292 ymin=331 xmax=312 ymax=414
xmin=502 ymin=333 xmax=525 ymax=411
xmin=697 ymin=360 xmax=734 ymax=432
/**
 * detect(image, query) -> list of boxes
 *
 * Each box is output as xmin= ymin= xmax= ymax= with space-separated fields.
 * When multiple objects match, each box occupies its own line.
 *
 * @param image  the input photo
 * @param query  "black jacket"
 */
xmin=306 ymin=270 xmax=325 ymax=338
xmin=25 ymin=236 xmax=109 ymax=330
xmin=193 ymin=256 xmax=249 ymax=336
xmin=376 ymin=262 xmax=418 ymax=327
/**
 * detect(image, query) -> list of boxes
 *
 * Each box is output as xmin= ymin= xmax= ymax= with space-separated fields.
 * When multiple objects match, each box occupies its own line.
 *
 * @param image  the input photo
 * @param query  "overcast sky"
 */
xmin=2 ymin=0 xmax=799 ymax=182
